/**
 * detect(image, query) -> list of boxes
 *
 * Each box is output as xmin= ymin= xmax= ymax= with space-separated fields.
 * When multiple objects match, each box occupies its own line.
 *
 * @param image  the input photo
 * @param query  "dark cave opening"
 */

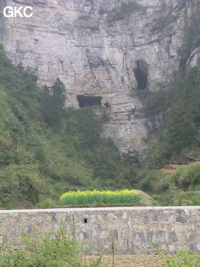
xmin=134 ymin=60 xmax=148 ymax=90
xmin=77 ymin=95 xmax=102 ymax=108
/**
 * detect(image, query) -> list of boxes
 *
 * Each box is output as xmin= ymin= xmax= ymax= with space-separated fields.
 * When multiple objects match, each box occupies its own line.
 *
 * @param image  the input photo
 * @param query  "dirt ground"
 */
xmin=159 ymin=161 xmax=200 ymax=175
xmin=159 ymin=164 xmax=188 ymax=174
xmin=85 ymin=255 xmax=166 ymax=267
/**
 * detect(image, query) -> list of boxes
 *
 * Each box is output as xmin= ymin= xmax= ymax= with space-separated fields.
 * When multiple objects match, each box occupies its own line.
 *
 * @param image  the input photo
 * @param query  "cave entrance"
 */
xmin=77 ymin=95 xmax=102 ymax=108
xmin=134 ymin=60 xmax=148 ymax=90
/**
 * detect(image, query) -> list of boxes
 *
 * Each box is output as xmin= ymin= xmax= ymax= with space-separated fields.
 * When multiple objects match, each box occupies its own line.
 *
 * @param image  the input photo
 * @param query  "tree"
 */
xmin=41 ymin=78 xmax=66 ymax=129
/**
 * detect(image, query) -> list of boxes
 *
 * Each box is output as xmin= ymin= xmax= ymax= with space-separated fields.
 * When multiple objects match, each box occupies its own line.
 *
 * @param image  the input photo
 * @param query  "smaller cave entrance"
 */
xmin=134 ymin=60 xmax=148 ymax=90
xmin=104 ymin=102 xmax=111 ymax=109
xmin=77 ymin=95 xmax=102 ymax=108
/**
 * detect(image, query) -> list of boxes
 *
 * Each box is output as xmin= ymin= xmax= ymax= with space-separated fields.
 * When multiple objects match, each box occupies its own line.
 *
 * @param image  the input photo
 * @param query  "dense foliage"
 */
xmin=136 ymin=67 xmax=200 ymax=206
xmin=142 ymin=67 xmax=200 ymax=169
xmin=59 ymin=189 xmax=140 ymax=206
xmin=0 ymin=44 xmax=134 ymax=209
xmin=136 ymin=163 xmax=200 ymax=206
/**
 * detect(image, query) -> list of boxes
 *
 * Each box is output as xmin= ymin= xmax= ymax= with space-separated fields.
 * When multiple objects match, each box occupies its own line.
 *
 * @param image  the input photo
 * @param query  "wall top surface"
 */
xmin=0 ymin=206 xmax=200 ymax=214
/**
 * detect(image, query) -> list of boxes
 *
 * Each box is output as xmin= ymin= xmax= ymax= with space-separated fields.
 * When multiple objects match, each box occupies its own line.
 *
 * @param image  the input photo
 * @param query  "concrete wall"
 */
xmin=0 ymin=207 xmax=200 ymax=255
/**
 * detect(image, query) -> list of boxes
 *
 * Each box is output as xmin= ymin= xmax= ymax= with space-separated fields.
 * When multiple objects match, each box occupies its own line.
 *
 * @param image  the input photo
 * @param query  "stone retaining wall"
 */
xmin=0 ymin=207 xmax=200 ymax=255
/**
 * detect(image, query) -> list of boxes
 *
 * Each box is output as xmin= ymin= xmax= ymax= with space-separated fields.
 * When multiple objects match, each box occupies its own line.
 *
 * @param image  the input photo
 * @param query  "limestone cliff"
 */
xmin=0 ymin=0 xmax=200 ymax=160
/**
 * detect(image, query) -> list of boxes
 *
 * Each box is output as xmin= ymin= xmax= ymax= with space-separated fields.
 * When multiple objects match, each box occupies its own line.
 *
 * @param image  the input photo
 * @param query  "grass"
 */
xmin=160 ymin=250 xmax=200 ymax=267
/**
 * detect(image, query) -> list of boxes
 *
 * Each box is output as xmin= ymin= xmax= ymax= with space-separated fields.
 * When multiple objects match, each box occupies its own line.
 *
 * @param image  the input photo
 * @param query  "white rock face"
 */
xmin=0 ymin=0 xmax=199 ymax=158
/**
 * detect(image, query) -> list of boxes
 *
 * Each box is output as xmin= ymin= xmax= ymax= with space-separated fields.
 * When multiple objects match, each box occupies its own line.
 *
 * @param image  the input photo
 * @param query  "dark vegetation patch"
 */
xmin=106 ymin=1 xmax=145 ymax=23
xmin=178 ymin=1 xmax=200 ymax=74
xmin=151 ymin=13 xmax=177 ymax=33
xmin=142 ymin=66 xmax=200 ymax=169
xmin=150 ymin=0 xmax=187 ymax=33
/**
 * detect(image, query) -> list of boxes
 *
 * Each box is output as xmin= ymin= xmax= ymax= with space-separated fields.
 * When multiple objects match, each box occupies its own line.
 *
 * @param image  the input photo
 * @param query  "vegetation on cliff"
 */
xmin=142 ymin=67 xmax=200 ymax=168
xmin=137 ymin=66 xmax=200 ymax=205
xmin=0 ymin=44 xmax=134 ymax=209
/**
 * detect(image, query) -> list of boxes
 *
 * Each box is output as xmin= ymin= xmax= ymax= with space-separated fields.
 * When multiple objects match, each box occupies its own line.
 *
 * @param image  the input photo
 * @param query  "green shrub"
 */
xmin=0 ymin=226 xmax=102 ymax=267
xmin=136 ymin=169 xmax=167 ymax=193
xmin=153 ymin=243 xmax=200 ymax=267
xmin=160 ymin=250 xmax=200 ymax=267
xmin=171 ymin=163 xmax=200 ymax=190
xmin=37 ymin=198 xmax=58 ymax=209
xmin=191 ymin=191 xmax=200 ymax=205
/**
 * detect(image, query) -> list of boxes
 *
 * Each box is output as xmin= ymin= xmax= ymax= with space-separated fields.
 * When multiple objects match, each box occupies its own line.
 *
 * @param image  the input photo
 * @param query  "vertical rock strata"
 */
xmin=0 ymin=0 xmax=199 ymax=157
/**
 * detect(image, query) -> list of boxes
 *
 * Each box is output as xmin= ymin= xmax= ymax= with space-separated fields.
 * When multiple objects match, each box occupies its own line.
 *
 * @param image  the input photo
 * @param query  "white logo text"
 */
xmin=3 ymin=6 xmax=33 ymax=18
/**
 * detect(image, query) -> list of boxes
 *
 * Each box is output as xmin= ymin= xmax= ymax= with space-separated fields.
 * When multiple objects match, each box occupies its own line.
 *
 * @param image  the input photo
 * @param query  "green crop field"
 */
xmin=59 ymin=189 xmax=141 ymax=206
